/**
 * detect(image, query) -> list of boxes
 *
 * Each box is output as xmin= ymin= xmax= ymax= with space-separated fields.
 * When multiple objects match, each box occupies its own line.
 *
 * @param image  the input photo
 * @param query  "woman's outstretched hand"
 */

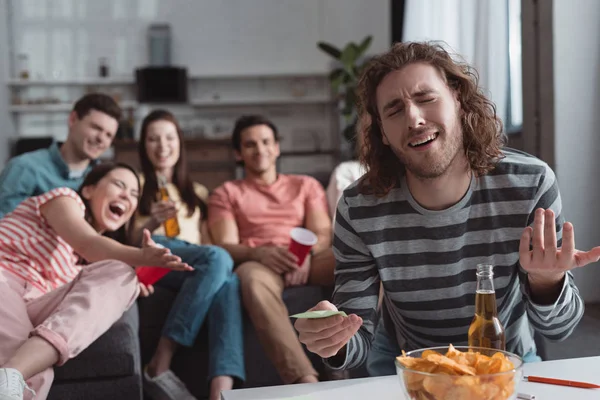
xmin=140 ymin=229 xmax=193 ymax=271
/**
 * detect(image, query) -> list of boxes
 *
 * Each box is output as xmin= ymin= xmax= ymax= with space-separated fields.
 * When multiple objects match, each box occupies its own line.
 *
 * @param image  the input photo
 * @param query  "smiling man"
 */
xmin=208 ymin=115 xmax=336 ymax=385
xmin=0 ymin=93 xmax=121 ymax=217
xmin=294 ymin=42 xmax=597 ymax=377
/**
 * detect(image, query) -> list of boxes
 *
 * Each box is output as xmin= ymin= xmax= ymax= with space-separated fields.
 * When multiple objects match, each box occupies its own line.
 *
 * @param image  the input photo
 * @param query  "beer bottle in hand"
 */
xmin=468 ymin=264 xmax=506 ymax=350
xmin=157 ymin=175 xmax=180 ymax=238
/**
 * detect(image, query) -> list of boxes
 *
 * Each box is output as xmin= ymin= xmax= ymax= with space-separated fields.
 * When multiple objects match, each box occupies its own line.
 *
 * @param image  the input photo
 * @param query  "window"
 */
xmin=506 ymin=0 xmax=523 ymax=132
xmin=401 ymin=0 xmax=523 ymax=133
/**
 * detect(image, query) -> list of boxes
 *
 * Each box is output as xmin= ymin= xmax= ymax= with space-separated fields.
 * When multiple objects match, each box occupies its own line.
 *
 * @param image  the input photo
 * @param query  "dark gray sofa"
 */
xmin=137 ymin=285 xmax=334 ymax=399
xmin=48 ymin=304 xmax=143 ymax=400
xmin=42 ymin=284 xmax=338 ymax=400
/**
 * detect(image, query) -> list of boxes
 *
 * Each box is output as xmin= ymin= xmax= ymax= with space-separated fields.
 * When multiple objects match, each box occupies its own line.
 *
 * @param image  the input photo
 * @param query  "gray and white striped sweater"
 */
xmin=331 ymin=148 xmax=584 ymax=370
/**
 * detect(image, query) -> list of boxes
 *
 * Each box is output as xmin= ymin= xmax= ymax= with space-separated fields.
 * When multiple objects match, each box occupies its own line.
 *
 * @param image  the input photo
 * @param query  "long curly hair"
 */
xmin=357 ymin=41 xmax=506 ymax=196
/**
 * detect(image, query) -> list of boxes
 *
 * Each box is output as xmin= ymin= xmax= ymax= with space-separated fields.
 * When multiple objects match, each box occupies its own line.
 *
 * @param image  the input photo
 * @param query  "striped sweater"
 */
xmin=331 ymin=149 xmax=584 ymax=370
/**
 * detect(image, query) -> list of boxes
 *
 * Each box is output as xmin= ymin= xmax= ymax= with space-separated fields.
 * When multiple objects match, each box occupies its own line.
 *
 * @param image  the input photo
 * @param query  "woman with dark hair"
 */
xmin=131 ymin=109 xmax=210 ymax=246
xmin=130 ymin=110 xmax=244 ymax=400
xmin=0 ymin=162 xmax=191 ymax=400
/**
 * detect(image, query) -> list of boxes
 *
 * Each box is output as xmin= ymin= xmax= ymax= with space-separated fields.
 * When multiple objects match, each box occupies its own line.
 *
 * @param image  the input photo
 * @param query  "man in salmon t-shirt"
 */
xmin=209 ymin=115 xmax=335 ymax=385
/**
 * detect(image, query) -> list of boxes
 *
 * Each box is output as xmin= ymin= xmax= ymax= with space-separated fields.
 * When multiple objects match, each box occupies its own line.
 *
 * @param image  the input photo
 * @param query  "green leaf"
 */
xmin=331 ymin=73 xmax=346 ymax=92
xmin=317 ymin=42 xmax=342 ymax=59
xmin=343 ymin=122 xmax=358 ymax=143
xmin=343 ymin=90 xmax=358 ymax=119
xmin=328 ymin=68 xmax=344 ymax=81
xmin=342 ymin=89 xmax=356 ymax=116
xmin=319 ymin=35 xmax=373 ymax=144
xmin=340 ymin=44 xmax=359 ymax=68
xmin=346 ymin=89 xmax=357 ymax=106
xmin=356 ymin=35 xmax=373 ymax=58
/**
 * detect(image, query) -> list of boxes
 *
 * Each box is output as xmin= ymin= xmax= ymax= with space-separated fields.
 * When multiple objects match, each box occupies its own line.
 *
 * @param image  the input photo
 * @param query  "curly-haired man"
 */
xmin=294 ymin=41 xmax=597 ymax=376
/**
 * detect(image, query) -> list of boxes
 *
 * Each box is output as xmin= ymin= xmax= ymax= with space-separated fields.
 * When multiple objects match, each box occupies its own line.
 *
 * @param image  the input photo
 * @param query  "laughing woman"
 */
xmin=0 ymin=163 xmax=191 ymax=400
xmin=130 ymin=109 xmax=244 ymax=400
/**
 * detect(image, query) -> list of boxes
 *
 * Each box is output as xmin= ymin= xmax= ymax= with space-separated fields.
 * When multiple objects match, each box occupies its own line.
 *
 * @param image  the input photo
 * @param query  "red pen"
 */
xmin=525 ymin=375 xmax=600 ymax=389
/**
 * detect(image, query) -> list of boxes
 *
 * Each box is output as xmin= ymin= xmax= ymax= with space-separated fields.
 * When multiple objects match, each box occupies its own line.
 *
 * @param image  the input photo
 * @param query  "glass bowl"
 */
xmin=395 ymin=346 xmax=524 ymax=400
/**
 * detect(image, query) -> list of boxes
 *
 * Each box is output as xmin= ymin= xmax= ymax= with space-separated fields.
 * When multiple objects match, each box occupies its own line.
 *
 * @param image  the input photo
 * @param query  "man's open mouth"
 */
xmin=409 ymin=132 xmax=439 ymax=148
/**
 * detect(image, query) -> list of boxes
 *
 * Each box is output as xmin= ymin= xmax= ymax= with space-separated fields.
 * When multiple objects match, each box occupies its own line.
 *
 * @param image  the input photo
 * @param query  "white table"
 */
xmin=222 ymin=356 xmax=600 ymax=400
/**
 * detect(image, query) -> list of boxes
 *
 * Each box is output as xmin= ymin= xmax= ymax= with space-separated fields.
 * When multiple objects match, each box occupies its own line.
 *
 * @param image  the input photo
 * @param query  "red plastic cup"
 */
xmin=288 ymin=227 xmax=318 ymax=266
xmin=135 ymin=266 xmax=170 ymax=286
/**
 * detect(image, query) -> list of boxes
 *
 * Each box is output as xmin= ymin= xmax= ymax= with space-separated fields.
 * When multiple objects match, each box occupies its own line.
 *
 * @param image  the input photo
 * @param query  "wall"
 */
xmin=3 ymin=0 xmax=390 ymax=175
xmin=9 ymin=0 xmax=390 ymax=78
xmin=402 ymin=0 xmax=509 ymax=128
xmin=553 ymin=0 xmax=600 ymax=303
xmin=0 ymin=0 xmax=14 ymax=166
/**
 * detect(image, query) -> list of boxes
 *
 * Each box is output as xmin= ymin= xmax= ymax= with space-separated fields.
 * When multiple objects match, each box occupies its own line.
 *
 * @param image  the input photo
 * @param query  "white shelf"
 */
xmin=10 ymin=100 xmax=138 ymax=113
xmin=9 ymin=95 xmax=332 ymax=113
xmin=8 ymin=78 xmax=135 ymax=86
xmin=188 ymin=72 xmax=328 ymax=80
xmin=190 ymin=95 xmax=333 ymax=107
xmin=7 ymin=73 xmax=329 ymax=87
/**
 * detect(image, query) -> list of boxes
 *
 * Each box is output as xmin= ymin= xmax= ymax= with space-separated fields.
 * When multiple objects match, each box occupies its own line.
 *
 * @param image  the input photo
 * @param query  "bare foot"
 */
xmin=295 ymin=375 xmax=318 ymax=384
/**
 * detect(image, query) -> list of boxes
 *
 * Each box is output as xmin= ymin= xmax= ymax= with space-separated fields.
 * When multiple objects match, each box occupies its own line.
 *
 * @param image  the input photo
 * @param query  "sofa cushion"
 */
xmin=48 ymin=375 xmax=142 ymax=400
xmin=53 ymin=303 xmax=141 ymax=382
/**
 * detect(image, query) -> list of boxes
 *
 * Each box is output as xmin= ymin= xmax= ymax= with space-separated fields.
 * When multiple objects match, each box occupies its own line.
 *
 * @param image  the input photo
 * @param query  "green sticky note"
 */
xmin=290 ymin=310 xmax=348 ymax=319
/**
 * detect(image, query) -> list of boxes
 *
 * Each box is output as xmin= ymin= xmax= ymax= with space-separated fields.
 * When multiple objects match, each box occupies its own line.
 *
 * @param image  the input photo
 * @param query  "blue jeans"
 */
xmin=152 ymin=236 xmax=245 ymax=382
xmin=366 ymin=322 xmax=541 ymax=377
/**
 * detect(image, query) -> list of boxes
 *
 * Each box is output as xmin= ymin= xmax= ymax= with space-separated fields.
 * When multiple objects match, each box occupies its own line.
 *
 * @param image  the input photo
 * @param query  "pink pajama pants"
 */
xmin=0 ymin=260 xmax=140 ymax=400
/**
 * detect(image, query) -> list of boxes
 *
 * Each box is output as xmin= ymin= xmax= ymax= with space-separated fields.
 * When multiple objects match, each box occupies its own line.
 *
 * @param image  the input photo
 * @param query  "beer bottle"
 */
xmin=157 ymin=175 xmax=180 ymax=238
xmin=468 ymin=264 xmax=506 ymax=350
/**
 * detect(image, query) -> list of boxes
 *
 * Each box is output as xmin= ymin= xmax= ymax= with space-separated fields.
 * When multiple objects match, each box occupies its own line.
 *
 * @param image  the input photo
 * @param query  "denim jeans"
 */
xmin=366 ymin=321 xmax=541 ymax=377
xmin=152 ymin=236 xmax=245 ymax=382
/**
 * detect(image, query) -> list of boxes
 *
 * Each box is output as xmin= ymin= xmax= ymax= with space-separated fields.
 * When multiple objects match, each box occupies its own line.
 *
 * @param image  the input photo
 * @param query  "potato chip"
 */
xmin=476 ymin=382 xmax=500 ymax=399
xmin=396 ymin=345 xmax=518 ymax=400
xmin=404 ymin=371 xmax=427 ymax=391
xmin=423 ymin=374 xmax=453 ymax=398
xmin=397 ymin=356 xmax=438 ymax=371
xmin=454 ymin=376 xmax=479 ymax=387
xmin=431 ymin=365 xmax=459 ymax=376
xmin=422 ymin=349 xmax=441 ymax=359
xmin=400 ymin=361 xmax=438 ymax=390
xmin=443 ymin=385 xmax=477 ymax=400
xmin=423 ymin=352 xmax=476 ymax=376
xmin=413 ymin=391 xmax=432 ymax=400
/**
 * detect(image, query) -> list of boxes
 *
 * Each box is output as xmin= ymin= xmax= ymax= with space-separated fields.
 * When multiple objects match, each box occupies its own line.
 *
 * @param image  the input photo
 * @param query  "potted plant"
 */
xmin=318 ymin=35 xmax=372 ymax=156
